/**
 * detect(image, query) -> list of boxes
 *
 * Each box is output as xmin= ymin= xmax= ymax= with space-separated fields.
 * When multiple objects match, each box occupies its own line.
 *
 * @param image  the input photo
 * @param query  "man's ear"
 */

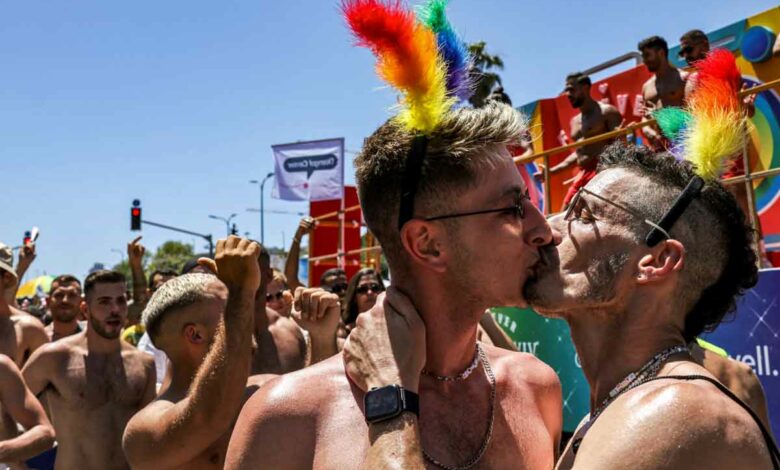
xmin=183 ymin=323 xmax=207 ymax=344
xmin=636 ymin=239 xmax=685 ymax=284
xmin=80 ymin=300 xmax=90 ymax=319
xmin=399 ymin=220 xmax=447 ymax=273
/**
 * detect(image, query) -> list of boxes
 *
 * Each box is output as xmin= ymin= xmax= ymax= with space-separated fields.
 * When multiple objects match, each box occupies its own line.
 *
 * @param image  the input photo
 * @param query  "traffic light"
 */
xmin=230 ymin=223 xmax=238 ymax=235
xmin=131 ymin=207 xmax=142 ymax=231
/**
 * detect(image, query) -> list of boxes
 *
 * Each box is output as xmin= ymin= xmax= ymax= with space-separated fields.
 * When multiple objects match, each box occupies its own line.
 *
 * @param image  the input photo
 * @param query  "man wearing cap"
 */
xmin=0 ymin=242 xmax=48 ymax=367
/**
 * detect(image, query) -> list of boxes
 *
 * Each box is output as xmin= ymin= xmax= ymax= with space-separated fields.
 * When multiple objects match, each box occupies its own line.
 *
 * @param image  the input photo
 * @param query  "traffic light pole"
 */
xmin=141 ymin=220 xmax=214 ymax=257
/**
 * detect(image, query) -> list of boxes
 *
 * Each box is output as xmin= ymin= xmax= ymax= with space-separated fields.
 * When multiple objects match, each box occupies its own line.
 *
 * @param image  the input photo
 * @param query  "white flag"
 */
xmin=272 ymin=138 xmax=345 ymax=201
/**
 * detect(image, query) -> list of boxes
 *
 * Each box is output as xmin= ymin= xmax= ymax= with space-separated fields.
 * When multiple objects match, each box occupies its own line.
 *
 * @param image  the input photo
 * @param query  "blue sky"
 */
xmin=1 ymin=0 xmax=775 ymax=280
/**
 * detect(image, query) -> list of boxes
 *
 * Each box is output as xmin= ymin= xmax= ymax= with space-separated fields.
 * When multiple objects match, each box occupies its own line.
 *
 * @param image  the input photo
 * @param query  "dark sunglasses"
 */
xmin=265 ymin=291 xmax=284 ymax=302
xmin=356 ymin=283 xmax=383 ymax=295
xmin=329 ymin=283 xmax=348 ymax=295
xmin=678 ymin=45 xmax=694 ymax=57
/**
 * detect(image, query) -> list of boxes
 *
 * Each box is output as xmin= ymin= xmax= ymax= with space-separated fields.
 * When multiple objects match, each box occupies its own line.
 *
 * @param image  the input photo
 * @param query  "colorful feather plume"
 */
xmin=416 ymin=0 xmax=472 ymax=101
xmin=682 ymin=49 xmax=746 ymax=180
xmin=652 ymin=49 xmax=747 ymax=180
xmin=343 ymin=0 xmax=453 ymax=133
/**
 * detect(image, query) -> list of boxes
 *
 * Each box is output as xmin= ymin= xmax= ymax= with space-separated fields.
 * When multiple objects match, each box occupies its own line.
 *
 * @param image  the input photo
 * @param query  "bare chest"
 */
xmin=48 ymin=352 xmax=148 ymax=410
xmin=646 ymin=76 xmax=686 ymax=107
xmin=313 ymin=390 xmax=554 ymax=470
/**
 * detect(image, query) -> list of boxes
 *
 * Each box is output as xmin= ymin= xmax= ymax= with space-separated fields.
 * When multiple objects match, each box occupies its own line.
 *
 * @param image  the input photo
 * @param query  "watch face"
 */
xmin=365 ymin=386 xmax=402 ymax=422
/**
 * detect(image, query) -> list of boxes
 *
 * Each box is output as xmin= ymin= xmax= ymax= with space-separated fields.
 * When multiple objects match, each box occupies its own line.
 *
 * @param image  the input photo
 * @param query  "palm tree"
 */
xmin=468 ymin=41 xmax=505 ymax=108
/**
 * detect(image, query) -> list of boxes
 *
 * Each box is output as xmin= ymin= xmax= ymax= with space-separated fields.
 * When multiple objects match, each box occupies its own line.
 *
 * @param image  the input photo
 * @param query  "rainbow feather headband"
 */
xmin=342 ymin=0 xmax=472 ymax=134
xmin=652 ymin=48 xmax=747 ymax=181
xmin=646 ymin=49 xmax=747 ymax=246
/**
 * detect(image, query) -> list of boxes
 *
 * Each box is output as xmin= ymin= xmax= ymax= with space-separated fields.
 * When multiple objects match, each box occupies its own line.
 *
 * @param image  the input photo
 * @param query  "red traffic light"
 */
xmin=131 ymin=207 xmax=142 ymax=231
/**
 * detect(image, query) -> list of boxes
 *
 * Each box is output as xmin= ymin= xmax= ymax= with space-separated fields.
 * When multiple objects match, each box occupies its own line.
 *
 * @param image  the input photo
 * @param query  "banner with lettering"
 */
xmin=490 ymin=307 xmax=588 ymax=432
xmin=702 ymin=268 xmax=780 ymax=438
xmin=272 ymin=138 xmax=345 ymax=201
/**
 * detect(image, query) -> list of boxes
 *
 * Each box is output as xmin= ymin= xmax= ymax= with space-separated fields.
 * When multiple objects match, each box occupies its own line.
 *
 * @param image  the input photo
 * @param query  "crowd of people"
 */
xmin=0 ymin=21 xmax=778 ymax=470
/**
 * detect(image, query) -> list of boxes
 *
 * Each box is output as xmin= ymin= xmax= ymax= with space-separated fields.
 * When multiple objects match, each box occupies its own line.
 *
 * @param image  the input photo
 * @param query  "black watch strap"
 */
xmin=364 ymin=385 xmax=420 ymax=424
xmin=400 ymin=387 xmax=419 ymax=417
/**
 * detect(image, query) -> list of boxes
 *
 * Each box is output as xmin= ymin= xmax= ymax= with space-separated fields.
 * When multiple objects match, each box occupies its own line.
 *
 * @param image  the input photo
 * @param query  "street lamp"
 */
xmin=208 ymin=213 xmax=237 ymax=236
xmin=249 ymin=172 xmax=274 ymax=245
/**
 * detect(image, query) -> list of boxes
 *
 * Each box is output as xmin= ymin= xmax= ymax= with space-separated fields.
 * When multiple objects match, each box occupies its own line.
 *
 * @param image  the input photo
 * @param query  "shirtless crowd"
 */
xmin=0 ymin=30 xmax=778 ymax=470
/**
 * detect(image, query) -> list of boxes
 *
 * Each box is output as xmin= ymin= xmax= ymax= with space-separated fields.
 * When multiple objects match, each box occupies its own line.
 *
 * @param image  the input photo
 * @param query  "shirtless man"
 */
xmin=226 ymin=103 xmax=562 ymax=469
xmin=0 ymin=243 xmax=47 ymax=367
xmin=0 ymin=355 xmax=54 ymax=469
xmin=638 ymin=36 xmax=688 ymax=150
xmin=22 ymin=270 xmax=156 ymax=470
xmin=44 ymin=275 xmax=83 ymax=342
xmin=546 ymin=73 xmax=622 ymax=209
xmin=123 ymin=237 xmax=277 ymax=469
xmin=346 ymin=143 xmax=778 ymax=469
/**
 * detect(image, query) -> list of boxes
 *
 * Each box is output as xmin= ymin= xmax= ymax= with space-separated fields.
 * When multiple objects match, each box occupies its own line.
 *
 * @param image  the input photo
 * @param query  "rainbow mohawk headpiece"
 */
xmin=343 ymin=0 xmax=476 ymax=230
xmin=653 ymin=48 xmax=747 ymax=180
xmin=416 ymin=0 xmax=473 ymax=102
xmin=646 ymin=49 xmax=748 ymax=246
xmin=342 ymin=0 xmax=472 ymax=133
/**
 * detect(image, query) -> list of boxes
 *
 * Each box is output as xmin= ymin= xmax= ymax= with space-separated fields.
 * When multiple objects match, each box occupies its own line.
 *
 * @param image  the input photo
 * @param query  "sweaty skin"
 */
xmin=227 ymin=151 xmax=563 ymax=470
xmin=22 ymin=331 xmax=156 ymax=470
xmin=227 ymin=350 xmax=561 ymax=470
xmin=690 ymin=342 xmax=771 ymax=430
xmin=123 ymin=237 xmax=278 ymax=470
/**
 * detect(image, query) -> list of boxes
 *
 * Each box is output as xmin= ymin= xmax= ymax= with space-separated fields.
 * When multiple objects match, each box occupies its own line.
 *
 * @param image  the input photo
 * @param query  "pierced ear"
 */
xmin=636 ymin=239 xmax=685 ymax=284
xmin=399 ymin=220 xmax=447 ymax=273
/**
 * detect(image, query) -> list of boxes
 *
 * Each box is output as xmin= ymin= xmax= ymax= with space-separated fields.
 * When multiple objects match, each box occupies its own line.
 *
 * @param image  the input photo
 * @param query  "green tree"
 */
xmin=148 ymin=241 xmax=194 ymax=274
xmin=468 ymin=41 xmax=505 ymax=108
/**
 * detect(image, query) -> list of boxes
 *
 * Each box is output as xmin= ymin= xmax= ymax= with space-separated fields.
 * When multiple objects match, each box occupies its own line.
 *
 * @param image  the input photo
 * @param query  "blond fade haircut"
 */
xmin=355 ymin=102 xmax=528 ymax=269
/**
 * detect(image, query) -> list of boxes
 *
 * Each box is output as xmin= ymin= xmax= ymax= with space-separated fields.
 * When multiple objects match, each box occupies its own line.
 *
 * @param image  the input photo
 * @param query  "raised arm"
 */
xmin=10 ymin=244 xmax=36 ymax=306
xmin=291 ymin=287 xmax=340 ymax=365
xmin=122 ymin=236 xmax=260 ymax=470
xmin=284 ymin=217 xmax=315 ymax=290
xmin=0 ymin=355 xmax=54 ymax=462
xmin=127 ymin=236 xmax=149 ymax=313
xmin=343 ymin=287 xmax=427 ymax=469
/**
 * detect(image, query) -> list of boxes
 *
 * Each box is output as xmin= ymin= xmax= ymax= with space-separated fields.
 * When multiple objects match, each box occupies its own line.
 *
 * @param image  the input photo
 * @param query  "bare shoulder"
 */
xmin=581 ymin=376 xmax=773 ymax=469
xmin=0 ymin=353 xmax=18 ymax=376
xmin=228 ymin=355 xmax=349 ymax=468
xmin=121 ymin=341 xmax=155 ymax=365
xmin=242 ymin=354 xmax=346 ymax=421
xmin=483 ymin=345 xmax=560 ymax=393
xmin=12 ymin=313 xmax=45 ymax=332
xmin=600 ymin=102 xmax=621 ymax=116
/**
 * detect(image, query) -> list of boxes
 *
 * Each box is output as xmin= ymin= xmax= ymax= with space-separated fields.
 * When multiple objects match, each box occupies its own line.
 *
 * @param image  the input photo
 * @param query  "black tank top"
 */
xmin=572 ymin=375 xmax=779 ymax=469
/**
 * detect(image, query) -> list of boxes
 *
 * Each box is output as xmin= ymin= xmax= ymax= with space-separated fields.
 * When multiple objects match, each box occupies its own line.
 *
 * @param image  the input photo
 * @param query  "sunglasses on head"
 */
xmin=356 ymin=282 xmax=383 ymax=295
xmin=265 ymin=291 xmax=284 ymax=302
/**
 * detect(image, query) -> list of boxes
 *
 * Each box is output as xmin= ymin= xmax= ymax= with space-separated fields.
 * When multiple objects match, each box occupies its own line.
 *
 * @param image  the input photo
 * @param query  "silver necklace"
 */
xmin=422 ymin=343 xmax=481 ymax=381
xmin=422 ymin=344 xmax=495 ymax=470
xmin=572 ymin=344 xmax=690 ymax=453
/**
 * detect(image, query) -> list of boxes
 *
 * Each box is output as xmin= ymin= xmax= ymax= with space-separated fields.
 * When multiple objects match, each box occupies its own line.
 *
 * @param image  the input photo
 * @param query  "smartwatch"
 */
xmin=363 ymin=384 xmax=419 ymax=424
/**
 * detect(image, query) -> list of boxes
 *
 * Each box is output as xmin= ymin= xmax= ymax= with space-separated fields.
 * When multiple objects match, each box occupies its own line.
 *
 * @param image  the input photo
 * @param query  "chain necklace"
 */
xmin=422 ymin=343 xmax=481 ymax=381
xmin=572 ymin=344 xmax=690 ymax=453
xmin=422 ymin=344 xmax=495 ymax=470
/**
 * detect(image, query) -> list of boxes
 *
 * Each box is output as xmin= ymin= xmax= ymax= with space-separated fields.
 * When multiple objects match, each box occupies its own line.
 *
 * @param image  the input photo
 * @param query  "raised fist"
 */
xmin=291 ymin=287 xmax=340 ymax=340
xmin=127 ymin=236 xmax=146 ymax=267
xmin=298 ymin=217 xmax=315 ymax=234
xmin=200 ymin=236 xmax=261 ymax=292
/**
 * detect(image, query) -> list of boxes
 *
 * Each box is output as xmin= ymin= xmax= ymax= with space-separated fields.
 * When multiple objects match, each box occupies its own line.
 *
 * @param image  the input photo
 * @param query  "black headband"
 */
xmin=645 ymin=176 xmax=705 ymax=247
xmin=397 ymin=135 xmax=429 ymax=231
